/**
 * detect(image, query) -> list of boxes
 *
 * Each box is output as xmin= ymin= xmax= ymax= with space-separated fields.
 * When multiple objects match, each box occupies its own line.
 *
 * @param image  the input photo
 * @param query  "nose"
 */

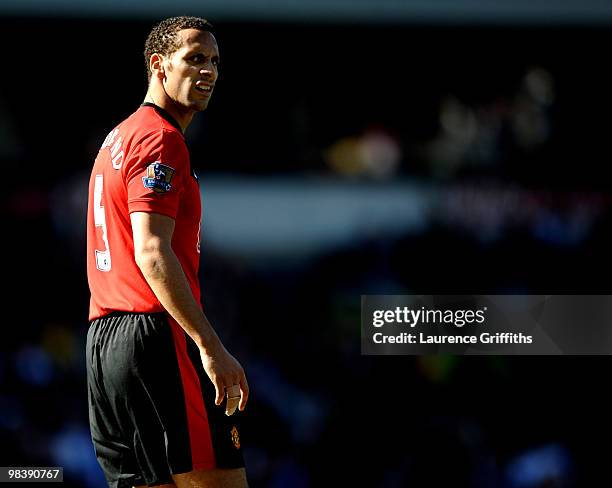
xmin=200 ymin=62 xmax=217 ymax=79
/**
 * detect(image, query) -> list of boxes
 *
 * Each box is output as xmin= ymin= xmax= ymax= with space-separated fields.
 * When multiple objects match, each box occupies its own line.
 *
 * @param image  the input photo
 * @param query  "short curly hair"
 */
xmin=144 ymin=16 xmax=215 ymax=82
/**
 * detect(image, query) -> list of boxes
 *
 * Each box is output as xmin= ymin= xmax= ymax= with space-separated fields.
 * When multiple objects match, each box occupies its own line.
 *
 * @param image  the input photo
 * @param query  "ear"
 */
xmin=149 ymin=53 xmax=165 ymax=80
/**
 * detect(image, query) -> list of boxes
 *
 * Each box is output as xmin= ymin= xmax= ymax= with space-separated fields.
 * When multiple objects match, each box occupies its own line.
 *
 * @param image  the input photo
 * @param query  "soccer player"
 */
xmin=86 ymin=17 xmax=249 ymax=488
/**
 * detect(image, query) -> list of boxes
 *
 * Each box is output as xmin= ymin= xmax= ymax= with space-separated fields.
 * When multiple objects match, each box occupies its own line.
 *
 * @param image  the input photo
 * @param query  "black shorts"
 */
xmin=86 ymin=312 xmax=244 ymax=487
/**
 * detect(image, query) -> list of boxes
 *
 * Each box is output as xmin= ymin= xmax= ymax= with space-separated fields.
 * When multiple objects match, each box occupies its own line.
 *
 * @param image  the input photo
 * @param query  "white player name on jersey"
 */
xmin=101 ymin=128 xmax=124 ymax=170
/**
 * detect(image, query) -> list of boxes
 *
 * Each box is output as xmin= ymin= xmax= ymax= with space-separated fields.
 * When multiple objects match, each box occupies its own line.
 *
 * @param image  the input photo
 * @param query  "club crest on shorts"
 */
xmin=230 ymin=426 xmax=241 ymax=449
xmin=142 ymin=162 xmax=175 ymax=193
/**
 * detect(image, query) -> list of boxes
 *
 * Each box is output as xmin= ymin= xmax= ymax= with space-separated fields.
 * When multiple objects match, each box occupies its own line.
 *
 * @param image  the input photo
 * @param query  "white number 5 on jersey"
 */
xmin=94 ymin=175 xmax=112 ymax=271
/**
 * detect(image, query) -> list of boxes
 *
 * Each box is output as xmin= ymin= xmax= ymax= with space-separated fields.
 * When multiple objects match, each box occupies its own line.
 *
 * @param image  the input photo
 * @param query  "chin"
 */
xmin=191 ymin=101 xmax=209 ymax=112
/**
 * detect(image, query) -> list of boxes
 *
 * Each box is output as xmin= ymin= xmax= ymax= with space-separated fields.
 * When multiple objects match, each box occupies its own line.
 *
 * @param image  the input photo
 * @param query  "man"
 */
xmin=86 ymin=16 xmax=249 ymax=488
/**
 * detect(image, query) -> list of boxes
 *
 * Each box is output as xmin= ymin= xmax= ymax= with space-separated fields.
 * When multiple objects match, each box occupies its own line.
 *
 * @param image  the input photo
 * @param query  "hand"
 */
xmin=199 ymin=345 xmax=249 ymax=416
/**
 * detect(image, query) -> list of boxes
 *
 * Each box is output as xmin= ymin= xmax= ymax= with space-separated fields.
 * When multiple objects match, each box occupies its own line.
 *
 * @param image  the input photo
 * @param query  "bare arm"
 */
xmin=131 ymin=211 xmax=248 ymax=413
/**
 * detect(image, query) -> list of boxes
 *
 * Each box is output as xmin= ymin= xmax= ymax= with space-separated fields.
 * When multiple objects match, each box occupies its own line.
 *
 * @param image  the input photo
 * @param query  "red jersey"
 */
xmin=87 ymin=104 xmax=202 ymax=321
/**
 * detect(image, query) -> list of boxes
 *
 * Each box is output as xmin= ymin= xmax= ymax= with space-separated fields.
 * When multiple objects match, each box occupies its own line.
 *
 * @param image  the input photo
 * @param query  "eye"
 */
xmin=190 ymin=54 xmax=204 ymax=63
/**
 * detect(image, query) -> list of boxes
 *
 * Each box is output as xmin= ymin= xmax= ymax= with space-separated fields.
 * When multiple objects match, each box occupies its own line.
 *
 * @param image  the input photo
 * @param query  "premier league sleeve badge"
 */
xmin=142 ymin=162 xmax=176 ymax=193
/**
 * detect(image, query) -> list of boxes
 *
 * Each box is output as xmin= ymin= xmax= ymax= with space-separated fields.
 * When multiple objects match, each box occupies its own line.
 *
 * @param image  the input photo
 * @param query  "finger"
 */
xmin=225 ymin=382 xmax=241 ymax=416
xmin=225 ymin=395 xmax=240 ymax=416
xmin=214 ymin=381 xmax=224 ymax=406
xmin=226 ymin=384 xmax=241 ymax=399
xmin=239 ymin=376 xmax=249 ymax=411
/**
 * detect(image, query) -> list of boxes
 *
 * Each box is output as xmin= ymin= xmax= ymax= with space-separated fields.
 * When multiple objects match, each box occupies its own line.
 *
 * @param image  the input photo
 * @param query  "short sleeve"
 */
xmin=125 ymin=129 xmax=189 ymax=219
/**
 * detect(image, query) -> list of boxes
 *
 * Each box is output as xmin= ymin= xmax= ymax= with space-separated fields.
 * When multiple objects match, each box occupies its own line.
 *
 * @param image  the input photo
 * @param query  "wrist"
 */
xmin=195 ymin=331 xmax=223 ymax=356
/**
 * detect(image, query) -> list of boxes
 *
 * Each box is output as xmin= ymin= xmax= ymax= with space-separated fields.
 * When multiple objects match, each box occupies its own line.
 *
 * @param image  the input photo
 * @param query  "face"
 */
xmin=160 ymin=29 xmax=219 ymax=113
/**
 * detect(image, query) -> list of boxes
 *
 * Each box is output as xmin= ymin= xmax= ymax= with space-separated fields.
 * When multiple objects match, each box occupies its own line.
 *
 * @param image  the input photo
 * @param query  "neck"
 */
xmin=144 ymin=86 xmax=193 ymax=133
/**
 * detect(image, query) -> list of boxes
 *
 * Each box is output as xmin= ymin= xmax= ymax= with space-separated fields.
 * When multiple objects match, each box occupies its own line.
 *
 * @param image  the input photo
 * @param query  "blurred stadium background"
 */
xmin=3 ymin=1 xmax=612 ymax=486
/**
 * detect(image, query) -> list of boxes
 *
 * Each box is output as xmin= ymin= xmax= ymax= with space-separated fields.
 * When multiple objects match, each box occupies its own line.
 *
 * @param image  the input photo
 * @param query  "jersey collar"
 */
xmin=141 ymin=102 xmax=183 ymax=133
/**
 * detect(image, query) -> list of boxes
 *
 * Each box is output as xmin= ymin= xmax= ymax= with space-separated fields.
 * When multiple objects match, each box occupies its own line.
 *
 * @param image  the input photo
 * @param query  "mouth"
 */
xmin=195 ymin=81 xmax=213 ymax=96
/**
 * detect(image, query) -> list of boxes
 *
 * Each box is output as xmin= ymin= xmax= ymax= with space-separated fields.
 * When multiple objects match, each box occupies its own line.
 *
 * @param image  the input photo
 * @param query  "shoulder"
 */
xmin=128 ymin=106 xmax=186 ymax=149
xmin=137 ymin=128 xmax=188 ymax=160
